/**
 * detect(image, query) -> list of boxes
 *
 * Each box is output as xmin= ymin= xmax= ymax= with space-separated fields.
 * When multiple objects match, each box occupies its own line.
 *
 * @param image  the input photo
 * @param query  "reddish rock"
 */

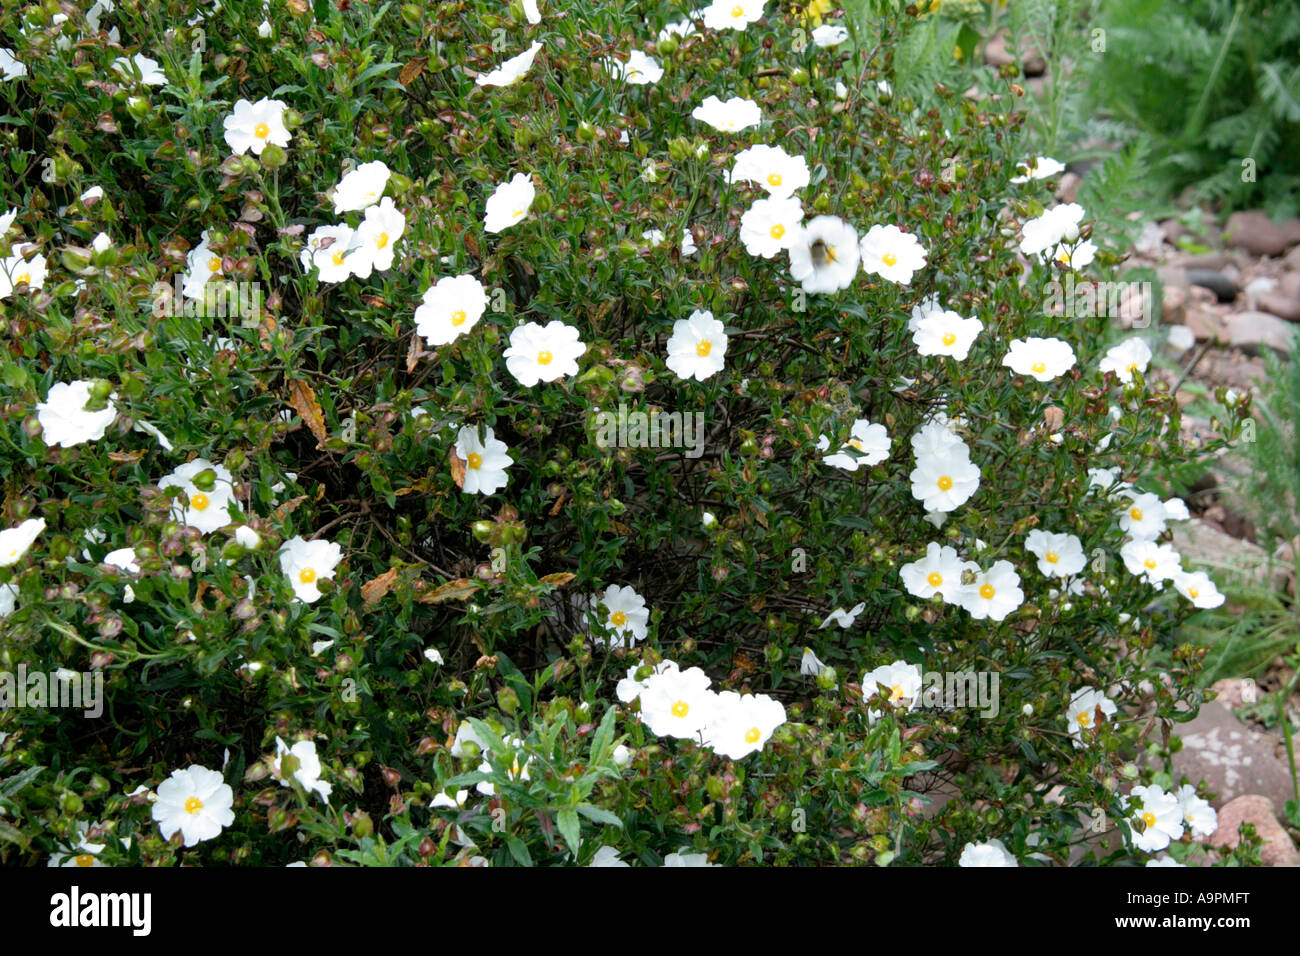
xmin=1226 ymin=310 xmax=1295 ymax=355
xmin=1171 ymin=701 xmax=1298 ymax=808
xmin=1183 ymin=306 xmax=1226 ymax=342
xmin=1208 ymin=795 xmax=1300 ymax=866
xmin=1258 ymin=291 xmax=1300 ymax=322
xmin=1224 ymin=211 xmax=1298 ymax=258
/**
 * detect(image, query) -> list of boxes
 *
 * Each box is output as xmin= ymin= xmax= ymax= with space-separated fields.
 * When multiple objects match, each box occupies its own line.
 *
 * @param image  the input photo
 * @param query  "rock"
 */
xmin=1209 ymin=677 xmax=1262 ymax=711
xmin=1285 ymin=245 xmax=1300 ymax=271
xmin=1161 ymin=285 xmax=1189 ymax=326
xmin=1208 ymin=795 xmax=1300 ymax=866
xmin=1225 ymin=310 xmax=1296 ymax=355
xmin=1198 ymin=349 xmax=1268 ymax=392
xmin=983 ymin=31 xmax=1047 ymax=75
xmin=1174 ymin=252 xmax=1230 ymax=271
xmin=1161 ymin=219 xmax=1188 ymax=245
xmin=1166 ymin=324 xmax=1196 ymax=354
xmin=1185 ymin=268 xmax=1237 ymax=303
xmin=1054 ymin=171 xmax=1081 ymax=205
xmin=1183 ymin=306 xmax=1226 ymax=343
xmin=1172 ymin=703 xmax=1299 ymax=810
xmin=1258 ymin=291 xmax=1300 ymax=322
xmin=1224 ymin=210 xmax=1297 ymax=258
xmin=1281 ymin=273 xmax=1300 ymax=299
xmin=1171 ymin=519 xmax=1275 ymax=586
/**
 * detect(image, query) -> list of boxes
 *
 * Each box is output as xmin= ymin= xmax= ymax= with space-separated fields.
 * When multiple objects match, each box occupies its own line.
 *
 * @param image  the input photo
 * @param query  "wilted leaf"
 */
xmin=539 ymin=572 xmax=576 ymax=587
xmin=362 ymin=567 xmax=399 ymax=608
xmin=416 ymin=578 xmax=480 ymax=604
xmin=287 ymin=379 xmax=328 ymax=449
xmin=273 ymin=494 xmax=308 ymax=523
xmin=449 ymin=445 xmax=466 ymax=490
xmin=400 ymin=56 xmax=428 ymax=86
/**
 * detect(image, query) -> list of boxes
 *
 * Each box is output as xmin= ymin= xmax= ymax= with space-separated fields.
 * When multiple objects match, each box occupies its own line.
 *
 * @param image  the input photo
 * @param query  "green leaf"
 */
xmin=576 ymin=803 xmax=623 ymax=828
xmin=504 ymin=833 xmax=533 ymax=866
xmin=556 ymin=808 xmax=581 ymax=853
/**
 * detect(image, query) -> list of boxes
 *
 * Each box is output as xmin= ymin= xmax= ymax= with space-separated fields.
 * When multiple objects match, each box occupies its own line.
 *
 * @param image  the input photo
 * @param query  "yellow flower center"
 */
xmin=254 ymin=123 xmax=270 ymax=139
xmin=467 ymin=452 xmax=483 ymax=470
xmin=207 ymin=257 xmax=221 ymax=273
xmin=512 ymin=208 xmax=524 ymax=219
xmin=376 ymin=232 xmax=389 ymax=249
xmin=610 ymin=610 xmax=627 ymax=627
xmin=696 ymin=341 xmax=712 ymax=357
xmin=671 ymin=700 xmax=689 ymax=718
xmin=767 ymin=173 xmax=782 ymax=187
xmin=184 ymin=796 xmax=204 ymax=814
xmin=731 ymin=4 xmax=744 ymax=17
xmin=1141 ymin=812 xmax=1156 ymax=828
xmin=331 ymin=251 xmax=346 ymax=266
xmin=1045 ymin=551 xmax=1059 ymax=564
xmin=889 ymin=685 xmax=905 ymax=702
xmin=1188 ymin=588 xmax=1199 ymax=598
xmin=74 ymin=854 xmax=96 ymax=867
xmin=936 ymin=476 xmax=953 ymax=491
xmin=537 ymin=350 xmax=553 ymax=365
xmin=1076 ymin=712 xmax=1091 ymax=727
xmin=1129 ymin=508 xmax=1143 ymax=521
xmin=1126 ymin=362 xmax=1138 ymax=373
xmin=510 ymin=757 xmax=522 ymax=776
xmin=17 ymin=272 xmax=31 ymax=284
xmin=451 ymin=310 xmax=467 ymax=326
xmin=299 ymin=567 xmax=316 ymax=584
xmin=770 ymin=224 xmax=786 ymax=239
xmin=1143 ymin=559 xmax=1157 ymax=570
xmin=926 ymin=572 xmax=943 ymax=588
xmin=744 ymin=727 xmax=761 ymax=743
xmin=881 ymin=252 xmax=898 ymax=267
xmin=979 ymin=583 xmax=995 ymax=599
xmin=1031 ymin=361 xmax=1046 ymax=374
xmin=190 ymin=492 xmax=210 ymax=511
xmin=941 ymin=332 xmax=957 ymax=347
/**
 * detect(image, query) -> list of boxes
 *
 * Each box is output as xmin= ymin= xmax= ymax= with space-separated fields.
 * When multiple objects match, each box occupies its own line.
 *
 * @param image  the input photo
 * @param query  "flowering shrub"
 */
xmin=0 ymin=0 xmax=1252 ymax=867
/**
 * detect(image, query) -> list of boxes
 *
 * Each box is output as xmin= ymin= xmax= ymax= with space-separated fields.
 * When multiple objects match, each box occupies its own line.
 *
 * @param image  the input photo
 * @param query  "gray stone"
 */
xmin=1172 ymin=702 xmax=1299 ymax=811
xmin=1225 ymin=310 xmax=1296 ymax=355
xmin=1174 ymin=252 xmax=1230 ymax=271
xmin=1208 ymin=794 xmax=1300 ymax=866
xmin=1185 ymin=268 xmax=1237 ymax=303
xmin=1171 ymin=518 xmax=1274 ymax=586
xmin=1224 ymin=210 xmax=1297 ymax=258
xmin=1054 ymin=171 xmax=1081 ymax=205
xmin=1281 ymin=273 xmax=1300 ymax=299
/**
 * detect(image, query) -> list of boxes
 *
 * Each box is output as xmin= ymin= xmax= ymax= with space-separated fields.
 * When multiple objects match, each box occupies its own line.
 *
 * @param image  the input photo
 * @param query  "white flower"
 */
xmin=354 ymin=197 xmax=405 ymax=274
xmin=900 ymin=542 xmax=976 ymax=602
xmin=1066 ymin=686 xmax=1117 ymax=746
xmin=692 ymin=95 xmax=762 ymax=133
xmin=475 ymin=736 xmax=532 ymax=796
xmin=1172 ymin=570 xmax=1224 ymax=609
xmin=1047 ymin=238 xmax=1096 ymax=269
xmin=310 ymin=224 xmax=366 ymax=282
xmin=740 ymin=196 xmax=803 ymax=258
xmin=642 ymin=228 xmax=666 ymax=247
xmin=1009 ymin=156 xmax=1065 ymax=184
xmin=788 ymin=215 xmax=860 ymax=294
xmin=819 ymin=602 xmax=865 ymax=629
xmin=727 ymin=145 xmax=810 ymax=199
xmin=455 ymin=425 xmax=514 ymax=495
xmin=606 ymin=50 xmax=662 ymax=85
xmin=590 ymin=845 xmax=630 ymax=867
xmin=424 ymin=647 xmax=444 ymax=665
xmin=258 ymin=19 xmax=273 ymax=37
xmin=111 ymin=53 xmax=166 ymax=86
xmin=908 ymin=293 xmax=943 ymax=332
xmin=0 ymin=582 xmax=18 ymax=618
xmin=484 ymin=172 xmax=536 ymax=233
xmin=273 ymin=738 xmax=331 ymax=804
xmin=0 ymin=48 xmax=27 ymax=81
xmin=1177 ymin=784 xmax=1218 ymax=838
xmin=475 ymin=41 xmax=542 ymax=87
xmin=1124 ymin=785 xmax=1185 ymax=852
xmin=665 ymin=309 xmax=728 ymax=381
xmin=1024 ymin=530 xmax=1086 ymax=578
xmin=663 ymin=851 xmax=717 ymax=866
xmin=910 ymin=440 xmax=980 ymax=513
xmin=414 ymin=274 xmax=489 ymax=347
xmin=681 ymin=230 xmax=698 ymax=256
xmin=817 ymin=419 xmax=891 ymax=471
xmin=702 ymin=691 xmax=786 ymax=759
xmin=523 ymin=0 xmax=541 ymax=24
xmin=151 ymin=765 xmax=235 ymax=847
xmin=812 ymin=24 xmax=849 ymax=47
xmin=277 ymin=536 xmax=344 ymax=603
xmin=913 ymin=310 xmax=982 ymax=360
xmin=956 ymin=561 xmax=1024 ymax=622
xmin=658 ymin=19 xmax=697 ymax=42
xmin=862 ymin=660 xmax=922 ymax=722
xmin=612 ymin=744 xmax=633 ymax=767
xmin=504 ymin=320 xmax=585 ymax=386
xmin=0 ymin=518 xmax=45 ymax=566
xmin=450 ymin=720 xmax=488 ymax=758
xmin=596 ymin=584 xmax=650 ymax=647
xmin=332 ymin=160 xmax=391 ymax=213
xmin=1146 ymin=856 xmax=1186 ymax=867
xmin=222 ymin=97 xmax=290 ymax=156
xmin=47 ymin=822 xmax=108 ymax=868
xmin=859 ymin=224 xmax=928 ymax=285
xmin=1117 ymin=491 xmax=1168 ymax=540
xmin=701 ymin=0 xmax=766 ymax=31
xmin=958 ymin=839 xmax=1018 ymax=867
xmin=1099 ymin=338 xmax=1153 ymax=385
xmin=1120 ymin=539 xmax=1181 ymax=588
xmin=1002 ymin=337 xmax=1076 ymax=382
xmin=159 ymin=459 xmax=240 ymax=534
xmin=1163 ymin=497 xmax=1191 ymax=522
xmin=103 ymin=547 xmax=139 ymax=574
xmin=234 ymin=525 xmax=261 ymax=550
xmin=800 ymin=648 xmax=827 ymax=676
xmin=639 ymin=667 xmax=718 ymax=739
xmin=181 ymin=230 xmax=225 ymax=299
xmin=0 ymin=208 xmax=16 ymax=234
xmin=1019 ymin=203 xmax=1085 ymax=257
xmin=1 ymin=251 xmax=48 ymax=296
xmin=36 ymin=381 xmax=118 ymax=448
xmin=616 ymin=659 xmax=679 ymax=704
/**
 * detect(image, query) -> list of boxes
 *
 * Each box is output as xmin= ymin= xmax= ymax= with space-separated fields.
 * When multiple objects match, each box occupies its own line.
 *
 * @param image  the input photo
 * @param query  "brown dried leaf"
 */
xmin=416 ymin=578 xmax=480 ymax=604
xmin=399 ymin=56 xmax=428 ymax=86
xmin=287 ymin=379 xmax=328 ymax=449
xmin=107 ymin=450 xmax=144 ymax=465
xmin=539 ymin=572 xmax=576 ymax=588
xmin=406 ymin=332 xmax=422 ymax=374
xmin=361 ymin=567 xmax=399 ymax=608
xmin=449 ymin=445 xmax=466 ymax=490
xmin=273 ymin=494 xmax=308 ymax=523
